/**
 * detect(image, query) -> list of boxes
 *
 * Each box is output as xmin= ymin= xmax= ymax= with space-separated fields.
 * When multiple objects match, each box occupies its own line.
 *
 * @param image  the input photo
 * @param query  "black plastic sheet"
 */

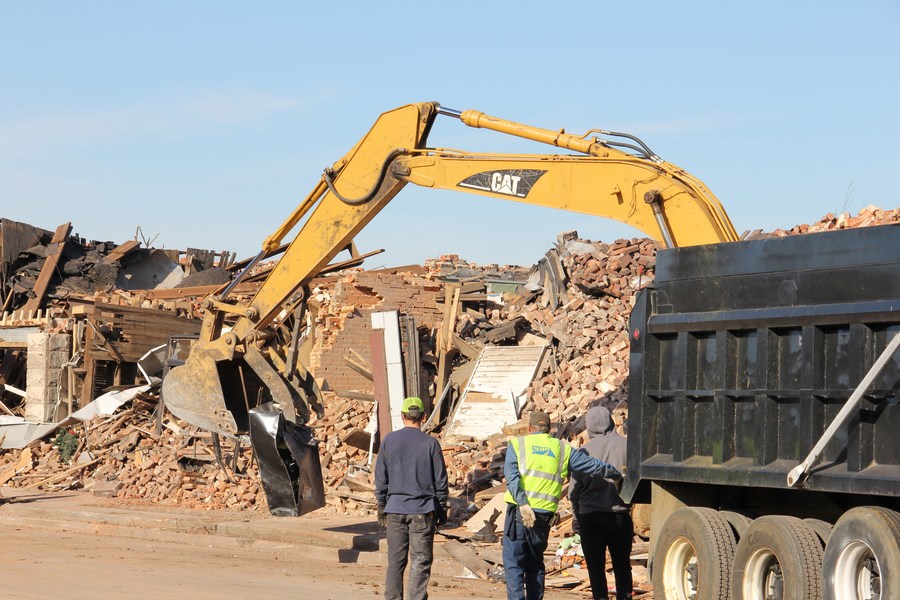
xmin=249 ymin=403 xmax=325 ymax=517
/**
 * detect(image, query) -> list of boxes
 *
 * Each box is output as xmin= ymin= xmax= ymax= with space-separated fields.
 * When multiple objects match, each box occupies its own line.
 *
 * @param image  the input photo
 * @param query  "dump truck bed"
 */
xmin=624 ymin=224 xmax=900 ymax=502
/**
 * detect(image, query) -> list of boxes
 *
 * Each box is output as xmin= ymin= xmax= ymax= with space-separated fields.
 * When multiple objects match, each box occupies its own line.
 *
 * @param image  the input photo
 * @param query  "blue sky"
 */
xmin=2 ymin=2 xmax=898 ymax=268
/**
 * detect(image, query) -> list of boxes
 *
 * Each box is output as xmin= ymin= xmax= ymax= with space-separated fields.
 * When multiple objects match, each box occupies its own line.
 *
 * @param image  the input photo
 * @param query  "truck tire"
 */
xmin=804 ymin=518 xmax=833 ymax=548
xmin=721 ymin=511 xmax=753 ymax=542
xmin=652 ymin=507 xmax=735 ymax=600
xmin=822 ymin=506 xmax=900 ymax=600
xmin=732 ymin=515 xmax=823 ymax=600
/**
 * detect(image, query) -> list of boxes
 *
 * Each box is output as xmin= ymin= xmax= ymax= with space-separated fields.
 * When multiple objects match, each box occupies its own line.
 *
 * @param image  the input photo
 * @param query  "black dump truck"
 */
xmin=621 ymin=224 xmax=900 ymax=600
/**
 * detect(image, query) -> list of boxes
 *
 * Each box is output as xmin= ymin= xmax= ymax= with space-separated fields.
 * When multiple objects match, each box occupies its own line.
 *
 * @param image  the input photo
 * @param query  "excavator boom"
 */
xmin=162 ymin=100 xmax=738 ymax=441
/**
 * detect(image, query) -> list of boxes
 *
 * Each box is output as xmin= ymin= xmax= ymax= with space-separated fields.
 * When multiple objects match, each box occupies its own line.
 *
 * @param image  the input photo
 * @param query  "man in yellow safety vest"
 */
xmin=503 ymin=411 xmax=622 ymax=600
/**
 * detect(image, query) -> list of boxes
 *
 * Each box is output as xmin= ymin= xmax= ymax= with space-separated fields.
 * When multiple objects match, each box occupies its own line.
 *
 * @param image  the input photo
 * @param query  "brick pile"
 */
xmin=3 ymin=206 xmax=898 ymax=518
xmin=0 ymin=394 xmax=267 ymax=511
xmin=771 ymin=205 xmax=899 ymax=236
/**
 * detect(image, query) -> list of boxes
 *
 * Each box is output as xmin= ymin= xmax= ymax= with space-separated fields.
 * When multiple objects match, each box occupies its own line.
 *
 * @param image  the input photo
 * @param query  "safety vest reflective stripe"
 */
xmin=516 ymin=436 xmax=526 ymax=472
xmin=524 ymin=490 xmax=559 ymax=503
xmin=556 ymin=438 xmax=567 ymax=480
xmin=521 ymin=468 xmax=563 ymax=485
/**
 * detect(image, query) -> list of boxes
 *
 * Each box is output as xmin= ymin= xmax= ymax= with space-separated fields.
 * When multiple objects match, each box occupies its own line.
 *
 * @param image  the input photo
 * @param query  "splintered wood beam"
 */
xmin=101 ymin=239 xmax=141 ymax=264
xmin=344 ymin=354 xmax=374 ymax=381
xmin=441 ymin=540 xmax=492 ymax=580
xmin=335 ymin=390 xmax=377 ymax=402
xmin=315 ymin=248 xmax=385 ymax=277
xmin=452 ymin=333 xmax=481 ymax=360
xmin=23 ymin=222 xmax=72 ymax=312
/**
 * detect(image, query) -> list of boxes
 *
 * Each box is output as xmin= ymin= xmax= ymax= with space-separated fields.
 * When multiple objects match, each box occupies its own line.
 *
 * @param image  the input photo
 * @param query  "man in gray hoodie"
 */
xmin=569 ymin=405 xmax=632 ymax=600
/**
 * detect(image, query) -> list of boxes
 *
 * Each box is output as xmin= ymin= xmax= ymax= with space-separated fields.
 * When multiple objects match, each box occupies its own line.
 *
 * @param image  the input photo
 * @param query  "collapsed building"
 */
xmin=1 ymin=206 xmax=898 ymax=590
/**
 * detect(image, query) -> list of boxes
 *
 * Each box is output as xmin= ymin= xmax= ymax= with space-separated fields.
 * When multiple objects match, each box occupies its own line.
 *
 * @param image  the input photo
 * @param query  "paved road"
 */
xmin=0 ymin=491 xmax=575 ymax=600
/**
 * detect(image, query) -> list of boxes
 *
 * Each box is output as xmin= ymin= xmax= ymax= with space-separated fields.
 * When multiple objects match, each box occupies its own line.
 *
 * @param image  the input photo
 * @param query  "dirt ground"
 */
xmin=0 ymin=518 xmax=578 ymax=600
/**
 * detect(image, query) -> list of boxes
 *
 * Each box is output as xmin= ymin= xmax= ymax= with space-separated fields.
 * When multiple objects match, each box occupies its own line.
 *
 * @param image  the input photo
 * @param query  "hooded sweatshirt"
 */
xmin=569 ymin=406 xmax=629 ymax=514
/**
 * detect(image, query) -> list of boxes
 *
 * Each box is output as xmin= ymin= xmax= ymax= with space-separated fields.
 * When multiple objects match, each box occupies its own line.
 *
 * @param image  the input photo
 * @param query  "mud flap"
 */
xmin=249 ymin=402 xmax=325 ymax=517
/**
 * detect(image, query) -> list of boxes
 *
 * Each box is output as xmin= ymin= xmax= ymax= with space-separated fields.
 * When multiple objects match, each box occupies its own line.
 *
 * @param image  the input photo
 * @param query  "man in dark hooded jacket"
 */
xmin=569 ymin=405 xmax=632 ymax=600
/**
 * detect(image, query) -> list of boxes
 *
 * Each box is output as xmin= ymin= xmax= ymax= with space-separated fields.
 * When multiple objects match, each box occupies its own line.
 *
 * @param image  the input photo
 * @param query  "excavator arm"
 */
xmin=161 ymin=101 xmax=738 ymax=438
xmin=397 ymin=106 xmax=736 ymax=248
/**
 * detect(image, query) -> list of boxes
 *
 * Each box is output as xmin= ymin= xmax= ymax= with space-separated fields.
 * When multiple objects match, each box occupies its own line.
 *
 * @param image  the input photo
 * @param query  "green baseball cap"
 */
xmin=402 ymin=397 xmax=425 ymax=414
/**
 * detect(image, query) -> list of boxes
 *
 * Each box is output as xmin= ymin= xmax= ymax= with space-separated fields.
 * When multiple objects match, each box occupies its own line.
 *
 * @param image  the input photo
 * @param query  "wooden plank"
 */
xmin=0 ymin=341 xmax=27 ymax=349
xmin=0 ymin=393 xmax=15 ymax=416
xmin=370 ymin=329 xmax=391 ymax=436
xmin=94 ymin=301 xmax=201 ymax=319
xmin=441 ymin=540 xmax=492 ymax=580
xmin=348 ymin=348 xmax=372 ymax=372
xmin=464 ymin=492 xmax=506 ymax=534
xmin=23 ymin=222 xmax=71 ymax=312
xmin=128 ymin=281 xmax=260 ymax=300
xmin=21 ymin=452 xmax=108 ymax=490
xmin=332 ymin=488 xmax=376 ymax=504
xmin=226 ymin=242 xmax=288 ymax=272
xmin=335 ymin=390 xmax=377 ymax=402
xmin=452 ymin=334 xmax=481 ymax=360
xmin=0 ymin=447 xmax=31 ymax=485
xmin=81 ymin=318 xmax=97 ymax=406
xmin=344 ymin=355 xmax=374 ymax=381
xmin=102 ymin=239 xmax=141 ymax=264
xmin=434 ymin=285 xmax=458 ymax=400
xmin=315 ymin=248 xmax=385 ymax=277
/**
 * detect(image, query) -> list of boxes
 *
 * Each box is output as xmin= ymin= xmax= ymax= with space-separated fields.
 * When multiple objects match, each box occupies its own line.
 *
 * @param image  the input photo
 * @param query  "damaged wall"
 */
xmin=0 ymin=216 xmax=232 ymax=422
xmin=309 ymin=270 xmax=444 ymax=393
xmin=23 ymin=333 xmax=70 ymax=422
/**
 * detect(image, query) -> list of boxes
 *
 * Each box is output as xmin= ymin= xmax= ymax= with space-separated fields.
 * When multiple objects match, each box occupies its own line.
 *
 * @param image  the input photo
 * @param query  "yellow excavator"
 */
xmin=161 ymin=100 xmax=738 ymax=439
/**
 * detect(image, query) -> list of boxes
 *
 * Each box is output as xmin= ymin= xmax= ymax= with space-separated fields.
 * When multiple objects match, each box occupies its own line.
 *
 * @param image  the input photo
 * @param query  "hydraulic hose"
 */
xmin=323 ymin=148 xmax=408 ymax=205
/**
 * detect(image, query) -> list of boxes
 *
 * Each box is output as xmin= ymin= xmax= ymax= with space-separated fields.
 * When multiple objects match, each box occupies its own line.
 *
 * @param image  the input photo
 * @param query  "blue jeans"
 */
xmin=385 ymin=512 xmax=436 ymax=600
xmin=502 ymin=504 xmax=552 ymax=600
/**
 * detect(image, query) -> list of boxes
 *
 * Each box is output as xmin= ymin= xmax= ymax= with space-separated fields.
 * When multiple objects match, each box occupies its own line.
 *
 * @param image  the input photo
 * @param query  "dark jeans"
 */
xmin=577 ymin=511 xmax=633 ymax=600
xmin=502 ymin=504 xmax=552 ymax=600
xmin=385 ymin=512 xmax=436 ymax=600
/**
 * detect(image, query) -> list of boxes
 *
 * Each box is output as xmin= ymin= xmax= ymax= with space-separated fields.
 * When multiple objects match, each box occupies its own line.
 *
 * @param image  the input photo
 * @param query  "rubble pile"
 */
xmin=0 ymin=393 xmax=267 ymax=511
xmin=1 ymin=220 xmax=235 ymax=315
xmin=515 ymin=237 xmax=656 ymax=418
xmin=2 ymin=206 xmax=899 ymax=524
xmin=770 ymin=205 xmax=899 ymax=236
xmin=313 ymin=394 xmax=379 ymax=515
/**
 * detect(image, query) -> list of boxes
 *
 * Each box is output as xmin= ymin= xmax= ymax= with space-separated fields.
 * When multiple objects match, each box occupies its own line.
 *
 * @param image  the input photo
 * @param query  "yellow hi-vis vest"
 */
xmin=503 ymin=433 xmax=571 ymax=513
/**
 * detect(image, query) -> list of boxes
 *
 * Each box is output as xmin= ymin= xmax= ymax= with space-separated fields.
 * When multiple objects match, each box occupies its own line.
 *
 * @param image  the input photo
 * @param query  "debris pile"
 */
xmin=0 ymin=218 xmax=237 ymax=424
xmin=0 ymin=392 xmax=266 ymax=511
xmin=3 ymin=206 xmax=899 ymax=523
xmin=770 ymin=205 xmax=899 ymax=236
xmin=3 ymin=205 xmax=898 ymax=596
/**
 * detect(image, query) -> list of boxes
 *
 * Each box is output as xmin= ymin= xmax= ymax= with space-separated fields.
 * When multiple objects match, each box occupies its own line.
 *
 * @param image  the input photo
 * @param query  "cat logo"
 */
xmin=531 ymin=445 xmax=557 ymax=458
xmin=457 ymin=169 xmax=547 ymax=198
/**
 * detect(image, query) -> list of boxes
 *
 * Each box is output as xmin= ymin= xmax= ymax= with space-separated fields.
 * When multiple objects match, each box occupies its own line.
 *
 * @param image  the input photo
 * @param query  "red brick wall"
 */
xmin=309 ymin=272 xmax=443 ymax=393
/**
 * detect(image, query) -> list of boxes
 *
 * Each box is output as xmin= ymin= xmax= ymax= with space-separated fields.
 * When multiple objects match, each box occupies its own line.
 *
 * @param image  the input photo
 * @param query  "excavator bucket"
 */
xmin=161 ymin=347 xmax=239 ymax=436
xmin=162 ymin=341 xmax=323 ymax=437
